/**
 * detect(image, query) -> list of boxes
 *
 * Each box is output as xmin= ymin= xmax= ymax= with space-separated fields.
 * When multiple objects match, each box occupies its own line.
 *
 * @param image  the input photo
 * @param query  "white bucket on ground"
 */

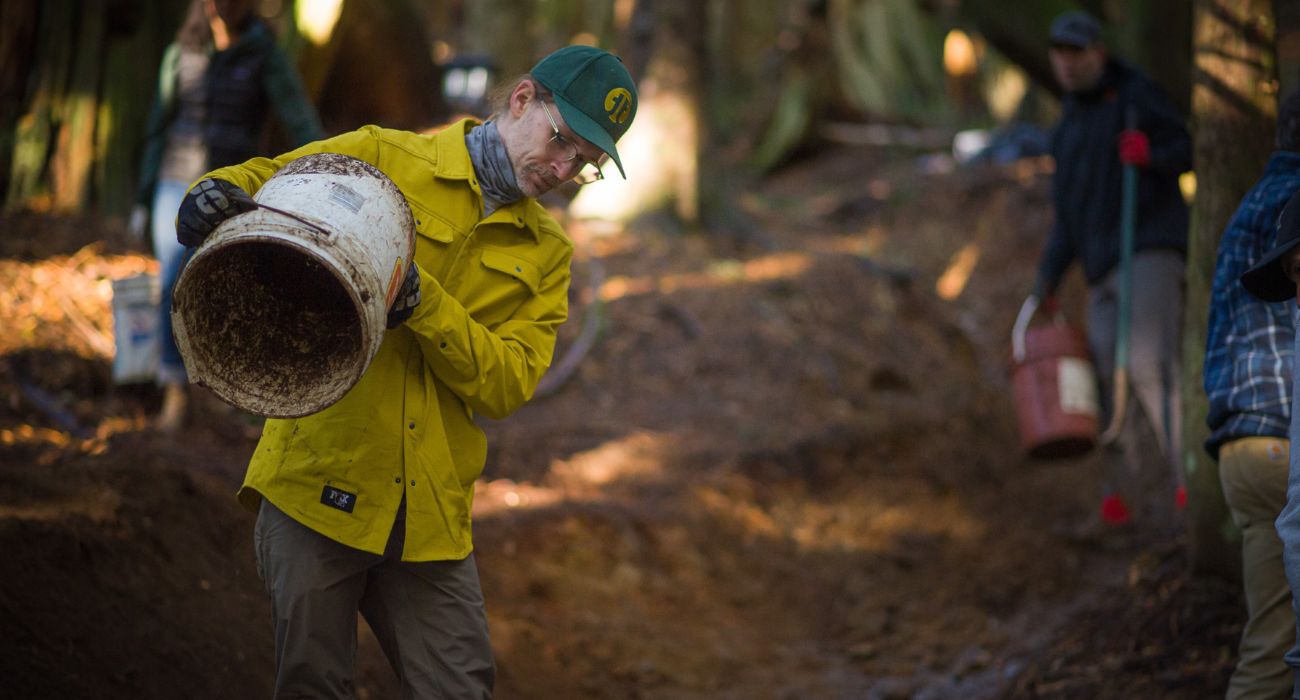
xmin=110 ymin=273 xmax=161 ymax=384
xmin=171 ymin=153 xmax=415 ymax=418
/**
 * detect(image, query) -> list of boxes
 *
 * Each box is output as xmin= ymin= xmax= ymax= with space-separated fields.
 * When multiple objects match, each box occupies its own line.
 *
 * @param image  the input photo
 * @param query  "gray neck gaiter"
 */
xmin=465 ymin=121 xmax=523 ymax=215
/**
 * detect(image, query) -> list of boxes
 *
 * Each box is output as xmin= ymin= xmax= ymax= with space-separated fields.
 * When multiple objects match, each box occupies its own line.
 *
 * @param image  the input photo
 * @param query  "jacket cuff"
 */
xmin=408 ymin=266 xmax=443 ymax=325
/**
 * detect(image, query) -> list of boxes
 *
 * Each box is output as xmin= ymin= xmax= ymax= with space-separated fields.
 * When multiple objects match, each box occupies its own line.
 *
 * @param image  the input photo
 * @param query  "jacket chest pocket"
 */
xmin=410 ymin=205 xmax=457 ymax=278
xmin=454 ymin=249 xmax=541 ymax=327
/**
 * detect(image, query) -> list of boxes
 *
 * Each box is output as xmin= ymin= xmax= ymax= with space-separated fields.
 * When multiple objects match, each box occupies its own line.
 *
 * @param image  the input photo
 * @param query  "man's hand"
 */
xmin=1030 ymin=279 xmax=1059 ymax=314
xmin=176 ymin=178 xmax=257 ymax=247
xmin=387 ymin=261 xmax=422 ymax=329
xmin=1118 ymin=129 xmax=1150 ymax=167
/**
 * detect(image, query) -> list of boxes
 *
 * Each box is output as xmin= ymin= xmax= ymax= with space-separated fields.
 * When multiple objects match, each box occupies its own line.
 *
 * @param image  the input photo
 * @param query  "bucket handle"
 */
xmin=1012 ymin=296 xmax=1067 ymax=363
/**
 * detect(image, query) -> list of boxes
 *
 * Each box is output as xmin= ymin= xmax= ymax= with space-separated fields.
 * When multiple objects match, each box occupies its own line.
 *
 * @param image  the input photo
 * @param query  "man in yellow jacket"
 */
xmin=173 ymin=46 xmax=637 ymax=698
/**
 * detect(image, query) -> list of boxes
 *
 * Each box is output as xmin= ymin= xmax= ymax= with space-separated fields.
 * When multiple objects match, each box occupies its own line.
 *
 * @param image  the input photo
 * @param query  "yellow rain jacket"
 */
xmin=203 ymin=120 xmax=571 ymax=560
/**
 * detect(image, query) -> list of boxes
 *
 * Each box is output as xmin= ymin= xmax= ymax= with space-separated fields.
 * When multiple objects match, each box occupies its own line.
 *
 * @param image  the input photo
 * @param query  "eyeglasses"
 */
xmin=539 ymin=99 xmax=605 ymax=185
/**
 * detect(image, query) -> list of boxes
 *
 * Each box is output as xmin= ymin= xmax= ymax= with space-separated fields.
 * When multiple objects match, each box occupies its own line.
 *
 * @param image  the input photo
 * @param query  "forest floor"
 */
xmin=0 ymin=141 xmax=1244 ymax=699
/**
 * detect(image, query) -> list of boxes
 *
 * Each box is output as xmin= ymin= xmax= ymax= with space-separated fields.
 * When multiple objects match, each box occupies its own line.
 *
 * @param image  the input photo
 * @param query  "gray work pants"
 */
xmin=254 ymin=500 xmax=495 ymax=699
xmin=1086 ymin=249 xmax=1185 ymax=507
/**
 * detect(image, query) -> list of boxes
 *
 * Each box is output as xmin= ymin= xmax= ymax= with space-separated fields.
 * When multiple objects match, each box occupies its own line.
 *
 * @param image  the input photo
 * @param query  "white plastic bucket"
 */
xmin=110 ymin=273 xmax=161 ymax=384
xmin=171 ymin=153 xmax=415 ymax=418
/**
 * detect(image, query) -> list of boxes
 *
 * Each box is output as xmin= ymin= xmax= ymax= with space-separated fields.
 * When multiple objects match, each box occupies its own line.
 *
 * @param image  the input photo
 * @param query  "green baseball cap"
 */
xmin=531 ymin=46 xmax=637 ymax=178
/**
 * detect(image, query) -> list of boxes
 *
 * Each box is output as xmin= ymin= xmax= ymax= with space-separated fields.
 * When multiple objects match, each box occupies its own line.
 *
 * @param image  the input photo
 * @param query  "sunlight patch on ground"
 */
xmin=1 ymin=416 xmax=151 ymax=465
xmin=474 ymin=431 xmax=678 ymax=516
xmin=473 ymin=478 xmax=564 ymax=517
xmin=549 ymin=431 xmax=671 ymax=486
xmin=696 ymin=480 xmax=985 ymax=554
xmin=0 ymin=487 xmax=121 ymax=524
xmin=599 ymin=252 xmax=812 ymax=302
xmin=2 ymin=424 xmax=73 ymax=448
xmin=0 ymin=246 xmax=154 ymax=357
xmin=803 ymin=224 xmax=891 ymax=258
xmin=935 ymin=242 xmax=981 ymax=300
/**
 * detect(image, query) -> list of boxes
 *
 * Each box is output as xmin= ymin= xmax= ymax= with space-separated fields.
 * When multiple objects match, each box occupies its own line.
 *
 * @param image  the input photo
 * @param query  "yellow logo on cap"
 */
xmin=605 ymin=88 xmax=633 ymax=125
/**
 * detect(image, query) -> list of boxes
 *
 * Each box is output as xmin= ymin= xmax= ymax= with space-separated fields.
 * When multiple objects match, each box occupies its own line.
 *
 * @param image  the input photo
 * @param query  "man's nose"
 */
xmin=553 ymin=158 xmax=580 ymax=179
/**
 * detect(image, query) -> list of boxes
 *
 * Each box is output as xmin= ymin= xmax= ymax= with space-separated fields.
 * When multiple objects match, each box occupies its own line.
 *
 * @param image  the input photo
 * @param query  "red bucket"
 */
xmin=1010 ymin=298 xmax=1099 ymax=459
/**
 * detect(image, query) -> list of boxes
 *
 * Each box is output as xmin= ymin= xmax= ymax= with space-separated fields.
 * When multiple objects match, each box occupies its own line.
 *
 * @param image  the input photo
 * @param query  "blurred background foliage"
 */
xmin=1 ymin=0 xmax=1297 ymax=228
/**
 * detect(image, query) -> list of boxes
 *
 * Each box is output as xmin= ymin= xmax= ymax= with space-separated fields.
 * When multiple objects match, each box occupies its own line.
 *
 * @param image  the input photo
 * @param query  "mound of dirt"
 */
xmin=0 ymin=145 xmax=1244 ymax=699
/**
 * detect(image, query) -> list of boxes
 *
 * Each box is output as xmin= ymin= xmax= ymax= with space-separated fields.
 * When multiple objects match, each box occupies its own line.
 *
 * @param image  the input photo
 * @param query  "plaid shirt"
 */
xmin=1203 ymin=152 xmax=1300 ymax=457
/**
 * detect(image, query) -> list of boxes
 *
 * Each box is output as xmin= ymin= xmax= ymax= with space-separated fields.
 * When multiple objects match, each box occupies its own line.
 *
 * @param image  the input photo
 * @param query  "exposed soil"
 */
xmin=1 ymin=144 xmax=1242 ymax=699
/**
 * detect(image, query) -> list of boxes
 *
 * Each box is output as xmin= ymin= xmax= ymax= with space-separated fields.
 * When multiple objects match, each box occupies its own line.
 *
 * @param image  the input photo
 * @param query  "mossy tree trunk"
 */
xmin=1184 ymin=0 xmax=1278 ymax=581
xmin=5 ymin=0 xmax=187 ymax=215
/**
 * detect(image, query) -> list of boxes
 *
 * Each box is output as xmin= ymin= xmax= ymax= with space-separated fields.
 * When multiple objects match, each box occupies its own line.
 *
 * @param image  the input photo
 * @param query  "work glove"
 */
xmin=1118 ymin=129 xmax=1150 ymax=167
xmin=176 ymin=178 xmax=257 ymax=247
xmin=387 ymin=260 xmax=422 ymax=329
xmin=127 ymin=205 xmax=148 ymax=243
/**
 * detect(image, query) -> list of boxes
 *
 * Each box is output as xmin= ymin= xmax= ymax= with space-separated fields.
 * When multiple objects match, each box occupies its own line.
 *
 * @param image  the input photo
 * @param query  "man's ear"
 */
xmin=509 ymin=79 xmax=537 ymax=119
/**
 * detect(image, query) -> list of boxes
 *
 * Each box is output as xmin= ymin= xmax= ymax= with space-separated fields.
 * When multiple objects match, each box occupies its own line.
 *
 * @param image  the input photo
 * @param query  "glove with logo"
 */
xmin=176 ymin=178 xmax=257 ymax=247
xmin=1118 ymin=129 xmax=1151 ymax=167
xmin=387 ymin=261 xmax=422 ymax=329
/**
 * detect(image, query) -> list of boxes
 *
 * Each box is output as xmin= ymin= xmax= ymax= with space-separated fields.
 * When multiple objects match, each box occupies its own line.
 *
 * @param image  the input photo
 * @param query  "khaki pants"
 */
xmin=254 ymin=499 xmax=494 ymax=699
xmin=1220 ymin=437 xmax=1293 ymax=700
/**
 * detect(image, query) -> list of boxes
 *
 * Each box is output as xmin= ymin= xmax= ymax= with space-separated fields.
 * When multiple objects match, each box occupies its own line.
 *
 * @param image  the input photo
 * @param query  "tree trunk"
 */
xmin=570 ymin=0 xmax=798 ymax=233
xmin=50 ymin=0 xmax=107 ymax=211
xmin=1184 ymin=0 xmax=1278 ymax=581
xmin=1109 ymin=0 xmax=1193 ymax=114
xmin=0 ymin=0 xmax=40 ymax=202
xmin=6 ymin=0 xmax=79 ymax=210
xmin=569 ymin=0 xmax=705 ymax=225
xmin=5 ymin=0 xmax=185 ymax=215
xmin=313 ymin=0 xmax=442 ymax=133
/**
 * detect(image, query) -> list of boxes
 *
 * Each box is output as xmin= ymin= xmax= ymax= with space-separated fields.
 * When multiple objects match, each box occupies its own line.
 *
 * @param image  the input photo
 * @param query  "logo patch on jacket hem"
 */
xmin=321 ymin=485 xmax=357 ymax=513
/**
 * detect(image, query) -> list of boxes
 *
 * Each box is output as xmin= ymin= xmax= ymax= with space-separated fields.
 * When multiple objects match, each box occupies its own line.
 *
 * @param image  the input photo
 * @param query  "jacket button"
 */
xmin=439 ymin=341 xmax=447 ymax=349
xmin=410 ymin=480 xmax=416 ymax=486
xmin=408 ymin=422 xmax=415 ymax=429
xmin=394 ymin=477 xmax=401 ymax=484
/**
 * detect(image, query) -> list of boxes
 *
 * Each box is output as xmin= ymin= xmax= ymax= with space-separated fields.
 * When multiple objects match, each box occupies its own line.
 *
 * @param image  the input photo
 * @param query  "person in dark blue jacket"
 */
xmin=1207 ymin=89 xmax=1300 ymax=700
xmin=1028 ymin=10 xmax=1192 ymax=530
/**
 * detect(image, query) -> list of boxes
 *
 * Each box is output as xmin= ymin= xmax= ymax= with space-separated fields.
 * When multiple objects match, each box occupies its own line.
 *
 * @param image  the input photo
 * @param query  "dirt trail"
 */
xmin=1 ymin=146 xmax=1241 ymax=698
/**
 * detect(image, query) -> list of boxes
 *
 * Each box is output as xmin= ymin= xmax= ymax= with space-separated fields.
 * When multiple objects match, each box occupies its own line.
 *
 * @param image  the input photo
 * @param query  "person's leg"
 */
xmin=1124 ymin=250 xmax=1185 ymax=507
xmin=255 ymin=499 xmax=377 ymax=700
xmin=151 ymin=180 xmax=192 ymax=431
xmin=359 ymin=506 xmax=494 ymax=700
xmin=1219 ymin=437 xmax=1294 ymax=700
xmin=1085 ymin=280 xmax=1118 ymax=428
xmin=1085 ymin=277 xmax=1139 ymax=524
xmin=150 ymin=179 xmax=188 ymax=275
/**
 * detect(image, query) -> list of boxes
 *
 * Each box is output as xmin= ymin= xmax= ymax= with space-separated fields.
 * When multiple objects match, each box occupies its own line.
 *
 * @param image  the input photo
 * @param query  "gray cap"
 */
xmin=1049 ymin=10 xmax=1103 ymax=48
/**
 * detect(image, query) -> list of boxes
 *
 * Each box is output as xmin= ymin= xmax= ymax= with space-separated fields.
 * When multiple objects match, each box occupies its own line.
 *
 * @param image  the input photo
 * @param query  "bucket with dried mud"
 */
xmin=170 ymin=153 xmax=415 ymax=418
